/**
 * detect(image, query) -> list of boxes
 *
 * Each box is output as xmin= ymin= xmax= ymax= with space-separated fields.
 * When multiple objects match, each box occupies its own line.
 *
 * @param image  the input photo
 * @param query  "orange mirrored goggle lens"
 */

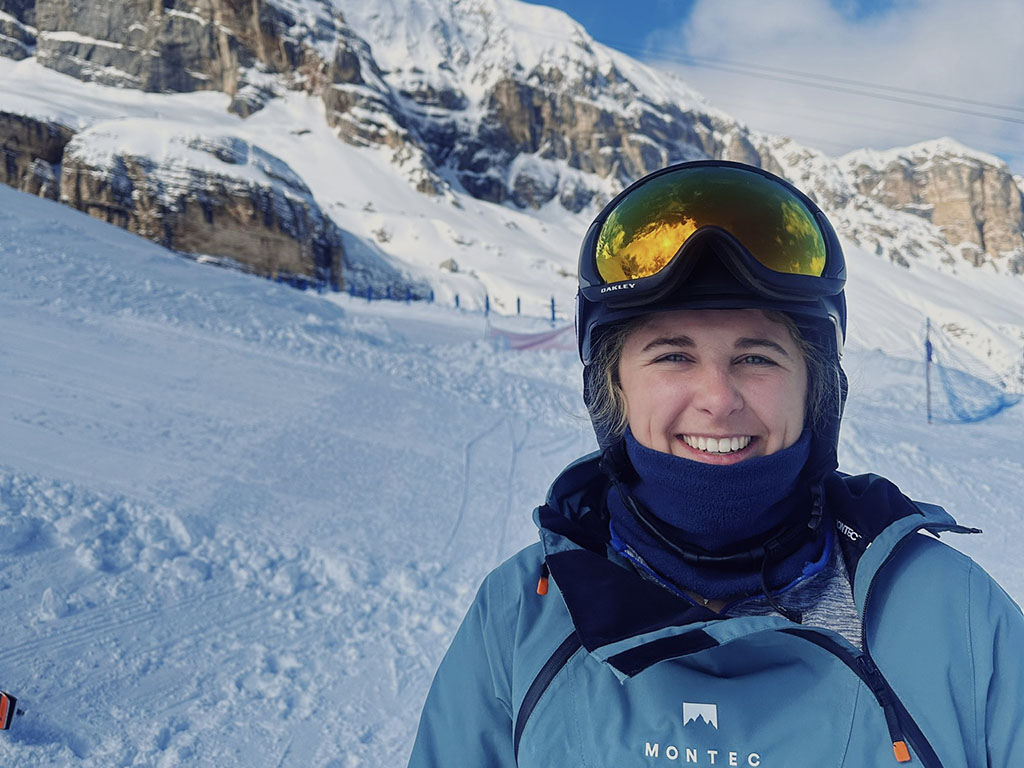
xmin=595 ymin=166 xmax=827 ymax=284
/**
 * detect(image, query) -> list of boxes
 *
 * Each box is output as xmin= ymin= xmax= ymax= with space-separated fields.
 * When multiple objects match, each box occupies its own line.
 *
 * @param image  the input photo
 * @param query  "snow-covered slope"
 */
xmin=0 ymin=181 xmax=592 ymax=765
xmin=1 ymin=167 xmax=1023 ymax=765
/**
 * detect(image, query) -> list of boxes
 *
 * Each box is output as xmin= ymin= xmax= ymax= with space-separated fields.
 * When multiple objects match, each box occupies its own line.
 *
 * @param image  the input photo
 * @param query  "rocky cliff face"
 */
xmin=0 ymin=1 xmax=36 ymax=60
xmin=0 ymin=0 xmax=1022 ymax=282
xmin=12 ymin=0 xmax=338 ymax=115
xmin=330 ymin=0 xmax=765 ymax=210
xmin=60 ymin=122 xmax=344 ymax=284
xmin=840 ymin=141 xmax=1024 ymax=271
xmin=0 ymin=110 xmax=73 ymax=199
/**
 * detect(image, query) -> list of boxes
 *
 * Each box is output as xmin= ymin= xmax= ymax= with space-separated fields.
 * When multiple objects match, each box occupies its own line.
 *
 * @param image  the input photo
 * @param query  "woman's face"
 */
xmin=618 ymin=309 xmax=807 ymax=464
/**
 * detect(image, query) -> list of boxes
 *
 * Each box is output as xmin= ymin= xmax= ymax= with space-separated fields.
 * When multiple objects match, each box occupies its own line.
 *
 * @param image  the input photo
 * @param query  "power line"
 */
xmin=671 ymin=54 xmax=1024 ymax=116
xmin=502 ymin=17 xmax=1024 ymax=122
xmin=587 ymin=29 xmax=1024 ymax=119
xmin=644 ymin=53 xmax=1024 ymax=127
xmin=711 ymin=93 xmax=1024 ymax=157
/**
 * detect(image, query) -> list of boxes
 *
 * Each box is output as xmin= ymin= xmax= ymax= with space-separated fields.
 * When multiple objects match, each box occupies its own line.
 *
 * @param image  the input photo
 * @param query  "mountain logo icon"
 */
xmin=682 ymin=702 xmax=719 ymax=729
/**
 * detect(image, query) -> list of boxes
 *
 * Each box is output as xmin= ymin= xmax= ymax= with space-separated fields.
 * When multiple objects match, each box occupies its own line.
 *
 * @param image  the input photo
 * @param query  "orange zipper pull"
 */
xmin=536 ymin=563 xmax=549 ymax=596
xmin=893 ymin=741 xmax=911 ymax=763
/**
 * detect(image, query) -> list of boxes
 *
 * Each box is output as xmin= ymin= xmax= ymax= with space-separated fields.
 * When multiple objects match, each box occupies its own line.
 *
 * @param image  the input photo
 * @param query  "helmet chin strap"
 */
xmin=599 ymin=439 xmax=824 ymax=622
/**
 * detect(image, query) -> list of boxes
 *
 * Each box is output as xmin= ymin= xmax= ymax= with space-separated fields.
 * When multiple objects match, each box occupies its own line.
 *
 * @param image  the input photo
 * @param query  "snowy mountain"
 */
xmin=1 ymin=0 xmax=1023 ymax=297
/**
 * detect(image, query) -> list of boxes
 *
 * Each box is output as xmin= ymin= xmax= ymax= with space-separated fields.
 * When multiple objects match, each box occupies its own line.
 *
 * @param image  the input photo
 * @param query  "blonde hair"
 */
xmin=586 ymin=318 xmax=642 ymax=444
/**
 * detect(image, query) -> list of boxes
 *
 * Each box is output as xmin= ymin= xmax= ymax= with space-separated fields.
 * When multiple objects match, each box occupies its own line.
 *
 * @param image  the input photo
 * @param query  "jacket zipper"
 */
xmin=857 ymin=653 xmax=910 ymax=761
xmin=823 ymin=520 xmax=977 ymax=767
xmin=513 ymin=630 xmax=582 ymax=764
xmin=781 ymin=627 xmax=943 ymax=767
xmin=859 ymin=522 xmax=978 ymax=645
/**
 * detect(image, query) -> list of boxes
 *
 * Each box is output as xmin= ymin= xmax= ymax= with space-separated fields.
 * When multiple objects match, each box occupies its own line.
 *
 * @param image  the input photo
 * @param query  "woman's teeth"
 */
xmin=682 ymin=435 xmax=752 ymax=454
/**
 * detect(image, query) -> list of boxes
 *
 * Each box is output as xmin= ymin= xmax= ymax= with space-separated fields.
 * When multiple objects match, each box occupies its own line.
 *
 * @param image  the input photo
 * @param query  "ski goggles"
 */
xmin=577 ymin=161 xmax=845 ymax=309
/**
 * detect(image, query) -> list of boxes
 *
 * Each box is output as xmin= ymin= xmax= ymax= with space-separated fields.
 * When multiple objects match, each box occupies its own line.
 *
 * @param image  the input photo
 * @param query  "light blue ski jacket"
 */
xmin=408 ymin=455 xmax=1024 ymax=767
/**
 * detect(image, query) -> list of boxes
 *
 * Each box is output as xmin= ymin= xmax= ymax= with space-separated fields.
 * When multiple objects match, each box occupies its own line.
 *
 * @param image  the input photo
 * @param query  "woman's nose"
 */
xmin=692 ymin=366 xmax=744 ymax=416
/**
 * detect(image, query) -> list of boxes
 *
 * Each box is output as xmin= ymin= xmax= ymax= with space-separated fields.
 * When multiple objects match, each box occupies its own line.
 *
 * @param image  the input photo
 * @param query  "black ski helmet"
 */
xmin=575 ymin=160 xmax=848 ymax=467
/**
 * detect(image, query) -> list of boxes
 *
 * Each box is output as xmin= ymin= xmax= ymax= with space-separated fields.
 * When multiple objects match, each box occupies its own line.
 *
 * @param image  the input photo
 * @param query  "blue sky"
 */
xmin=529 ymin=0 xmax=700 ymax=53
xmin=530 ymin=0 xmax=1024 ymax=175
xmin=532 ymin=0 xmax=899 ymax=48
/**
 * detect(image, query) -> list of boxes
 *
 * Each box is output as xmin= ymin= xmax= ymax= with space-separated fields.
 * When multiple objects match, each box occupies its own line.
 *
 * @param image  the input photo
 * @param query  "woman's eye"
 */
xmin=655 ymin=353 xmax=690 ymax=363
xmin=738 ymin=354 xmax=776 ymax=366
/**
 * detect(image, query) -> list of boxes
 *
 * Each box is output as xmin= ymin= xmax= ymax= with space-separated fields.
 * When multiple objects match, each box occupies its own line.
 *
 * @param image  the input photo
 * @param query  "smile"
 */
xmin=681 ymin=435 xmax=753 ymax=455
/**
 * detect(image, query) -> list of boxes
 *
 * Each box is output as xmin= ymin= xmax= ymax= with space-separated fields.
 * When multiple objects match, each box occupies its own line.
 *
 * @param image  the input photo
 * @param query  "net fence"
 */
xmin=927 ymin=321 xmax=1023 ymax=423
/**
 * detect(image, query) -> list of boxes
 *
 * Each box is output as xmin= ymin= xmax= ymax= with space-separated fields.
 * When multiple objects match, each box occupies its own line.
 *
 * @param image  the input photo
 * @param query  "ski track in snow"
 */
xmin=496 ymin=418 xmax=531 ymax=562
xmin=0 ymin=185 xmax=1023 ymax=765
xmin=444 ymin=416 xmax=509 ymax=556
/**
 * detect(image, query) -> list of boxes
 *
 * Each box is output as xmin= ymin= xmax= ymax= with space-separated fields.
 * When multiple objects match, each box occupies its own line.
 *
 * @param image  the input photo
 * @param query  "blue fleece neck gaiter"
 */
xmin=607 ymin=428 xmax=825 ymax=600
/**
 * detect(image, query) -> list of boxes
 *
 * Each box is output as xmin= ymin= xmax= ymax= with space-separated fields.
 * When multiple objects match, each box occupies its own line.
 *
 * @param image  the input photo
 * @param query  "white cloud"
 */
xmin=643 ymin=0 xmax=1024 ymax=174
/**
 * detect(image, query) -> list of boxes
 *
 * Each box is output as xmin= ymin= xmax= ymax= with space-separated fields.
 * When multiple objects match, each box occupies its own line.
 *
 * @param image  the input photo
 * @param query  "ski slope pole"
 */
xmin=925 ymin=318 xmax=933 ymax=424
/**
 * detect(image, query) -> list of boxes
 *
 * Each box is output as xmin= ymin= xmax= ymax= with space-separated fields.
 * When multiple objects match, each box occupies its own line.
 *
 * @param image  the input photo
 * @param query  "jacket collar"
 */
xmin=534 ymin=455 xmax=973 ymax=677
xmin=820 ymin=472 xmax=977 ymax=612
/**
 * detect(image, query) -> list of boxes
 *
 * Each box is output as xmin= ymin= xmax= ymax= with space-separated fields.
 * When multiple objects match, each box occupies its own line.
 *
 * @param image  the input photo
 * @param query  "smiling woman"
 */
xmin=616 ymin=308 xmax=808 ymax=461
xmin=408 ymin=161 xmax=1024 ymax=768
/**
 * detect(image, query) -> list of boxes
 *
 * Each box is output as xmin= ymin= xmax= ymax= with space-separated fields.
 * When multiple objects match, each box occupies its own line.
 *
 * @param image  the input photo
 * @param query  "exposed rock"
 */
xmin=511 ymin=164 xmax=556 ymax=209
xmin=719 ymin=130 xmax=763 ymax=169
xmin=841 ymin=141 xmax=1024 ymax=265
xmin=321 ymin=29 xmax=410 ymax=150
xmin=227 ymin=68 xmax=281 ymax=118
xmin=446 ymin=75 xmax=734 ymax=208
xmin=31 ymin=0 xmax=335 ymax=102
xmin=0 ymin=0 xmax=36 ymax=27
xmin=0 ymin=110 xmax=74 ymax=199
xmin=399 ymin=79 xmax=468 ymax=112
xmin=558 ymin=180 xmax=595 ymax=213
xmin=0 ymin=0 xmax=37 ymax=59
xmin=318 ymin=28 xmax=450 ymax=198
xmin=24 ymin=156 xmax=58 ymax=197
xmin=59 ymin=121 xmax=344 ymax=285
xmin=328 ymin=0 xmax=1024 ymax=272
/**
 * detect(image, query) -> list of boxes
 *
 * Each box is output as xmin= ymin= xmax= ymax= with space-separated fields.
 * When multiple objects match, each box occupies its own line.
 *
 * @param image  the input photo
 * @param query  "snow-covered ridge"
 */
xmin=65 ymin=120 xmax=311 ymax=196
xmin=841 ymin=137 xmax=1007 ymax=172
xmin=335 ymin=0 xmax=714 ymax=108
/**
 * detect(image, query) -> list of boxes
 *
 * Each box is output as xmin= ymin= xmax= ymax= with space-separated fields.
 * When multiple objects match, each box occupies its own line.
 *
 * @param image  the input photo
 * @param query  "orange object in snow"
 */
xmin=0 ymin=691 xmax=17 ymax=730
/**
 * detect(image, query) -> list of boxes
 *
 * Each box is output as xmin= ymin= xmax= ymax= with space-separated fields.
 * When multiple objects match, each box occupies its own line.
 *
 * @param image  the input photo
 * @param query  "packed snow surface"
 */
xmin=1 ymin=177 xmax=1023 ymax=767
